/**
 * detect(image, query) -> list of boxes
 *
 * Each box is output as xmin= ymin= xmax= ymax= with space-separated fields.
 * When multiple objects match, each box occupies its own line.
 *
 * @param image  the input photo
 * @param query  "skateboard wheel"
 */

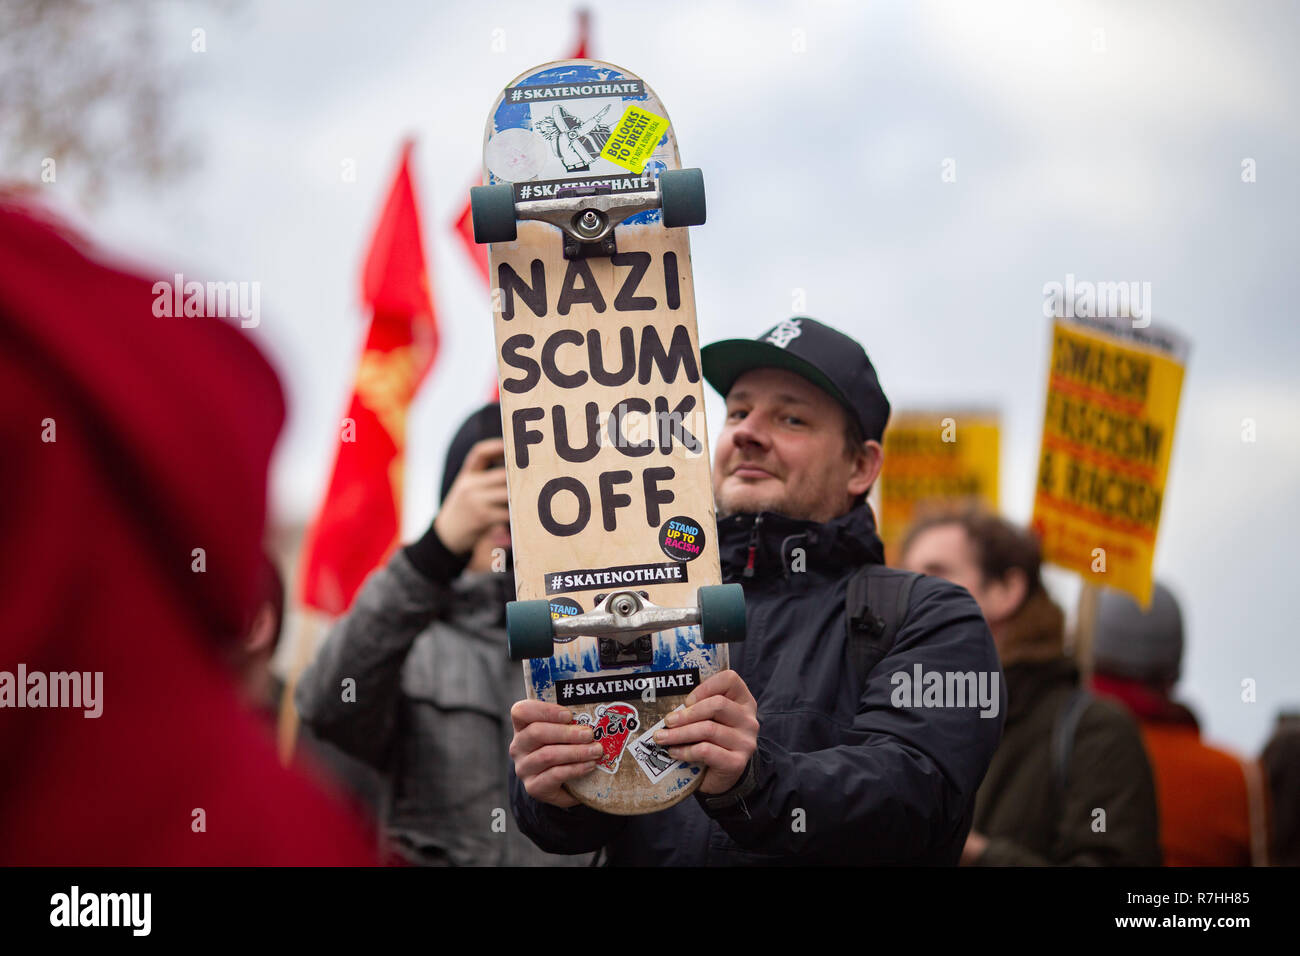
xmin=659 ymin=168 xmax=706 ymax=228
xmin=698 ymin=583 xmax=746 ymax=644
xmin=471 ymin=184 xmax=518 ymax=244
xmin=507 ymin=599 xmax=555 ymax=661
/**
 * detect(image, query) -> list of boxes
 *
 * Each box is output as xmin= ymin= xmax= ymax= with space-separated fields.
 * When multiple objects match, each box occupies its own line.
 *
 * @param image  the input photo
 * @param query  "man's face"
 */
xmin=900 ymin=524 xmax=989 ymax=612
xmin=712 ymin=367 xmax=877 ymax=523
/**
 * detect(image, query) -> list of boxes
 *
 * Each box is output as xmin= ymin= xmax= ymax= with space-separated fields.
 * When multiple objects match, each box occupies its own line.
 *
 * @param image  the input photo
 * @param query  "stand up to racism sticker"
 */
xmin=659 ymin=515 xmax=705 ymax=561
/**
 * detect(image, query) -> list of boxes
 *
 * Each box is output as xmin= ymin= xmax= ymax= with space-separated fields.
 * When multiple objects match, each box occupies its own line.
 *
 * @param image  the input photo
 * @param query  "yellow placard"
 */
xmin=1031 ymin=317 xmax=1188 ymax=607
xmin=879 ymin=410 xmax=1000 ymax=562
xmin=600 ymin=105 xmax=669 ymax=173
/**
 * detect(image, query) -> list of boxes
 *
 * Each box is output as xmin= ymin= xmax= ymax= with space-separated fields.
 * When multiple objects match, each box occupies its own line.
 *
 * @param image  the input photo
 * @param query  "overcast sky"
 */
xmin=57 ymin=0 xmax=1299 ymax=754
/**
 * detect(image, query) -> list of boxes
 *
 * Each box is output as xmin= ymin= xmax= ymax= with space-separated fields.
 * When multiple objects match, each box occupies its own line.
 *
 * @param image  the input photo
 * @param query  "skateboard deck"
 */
xmin=475 ymin=60 xmax=737 ymax=814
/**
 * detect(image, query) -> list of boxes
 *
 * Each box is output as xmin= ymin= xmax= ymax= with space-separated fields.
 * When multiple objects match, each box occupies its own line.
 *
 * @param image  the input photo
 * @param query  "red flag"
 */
xmin=453 ymin=189 xmax=490 ymax=285
xmin=451 ymin=9 xmax=591 ymax=283
xmin=299 ymin=140 xmax=439 ymax=615
xmin=571 ymin=8 xmax=590 ymax=59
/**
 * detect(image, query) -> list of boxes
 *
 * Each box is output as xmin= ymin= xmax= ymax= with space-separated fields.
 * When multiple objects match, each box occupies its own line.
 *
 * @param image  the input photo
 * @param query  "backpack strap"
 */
xmin=845 ymin=565 xmax=920 ymax=687
xmin=1051 ymin=687 xmax=1092 ymax=793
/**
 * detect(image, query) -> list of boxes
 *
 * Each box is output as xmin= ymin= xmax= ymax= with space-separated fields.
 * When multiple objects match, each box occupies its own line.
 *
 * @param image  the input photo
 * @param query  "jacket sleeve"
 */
xmin=976 ymin=698 xmax=1163 ymax=866
xmin=294 ymin=542 xmax=466 ymax=769
xmin=509 ymin=765 xmax=629 ymax=855
xmin=699 ymin=575 xmax=1006 ymax=864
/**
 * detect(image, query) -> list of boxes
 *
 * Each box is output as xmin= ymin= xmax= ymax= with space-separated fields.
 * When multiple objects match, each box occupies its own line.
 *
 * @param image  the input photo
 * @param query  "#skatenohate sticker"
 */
xmin=545 ymin=561 xmax=688 ymax=595
xmin=548 ymin=596 xmax=583 ymax=643
xmin=554 ymin=668 xmax=700 ymax=705
xmin=629 ymin=706 xmax=686 ymax=783
xmin=658 ymin=516 xmax=705 ymax=562
xmin=575 ymin=702 xmax=640 ymax=774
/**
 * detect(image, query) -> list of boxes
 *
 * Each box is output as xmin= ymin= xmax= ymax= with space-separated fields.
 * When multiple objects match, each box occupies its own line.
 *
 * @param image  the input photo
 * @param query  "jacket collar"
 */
xmin=717 ymin=505 xmax=885 ymax=582
xmin=995 ymin=589 xmax=1066 ymax=666
xmin=1090 ymin=673 xmax=1200 ymax=729
xmin=447 ymin=571 xmax=514 ymax=634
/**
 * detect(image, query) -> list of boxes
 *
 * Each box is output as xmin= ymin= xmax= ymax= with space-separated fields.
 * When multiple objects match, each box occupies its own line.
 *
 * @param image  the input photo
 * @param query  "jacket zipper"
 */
xmin=743 ymin=514 xmax=763 ymax=578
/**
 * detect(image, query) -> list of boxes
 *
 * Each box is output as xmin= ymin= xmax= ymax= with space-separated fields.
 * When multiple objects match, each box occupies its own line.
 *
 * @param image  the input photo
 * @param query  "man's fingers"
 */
xmin=665 ymin=695 xmax=758 ymax=732
xmin=524 ymin=761 xmax=598 ymax=803
xmin=461 ymin=468 xmax=509 ymax=493
xmin=514 ymin=742 xmax=605 ymax=779
xmin=513 ymin=720 xmax=596 ymax=752
xmin=664 ymin=741 xmax=747 ymax=776
xmin=479 ymin=482 xmax=510 ymax=504
xmin=654 ymin=719 xmax=750 ymax=753
xmin=462 ymin=438 xmax=507 ymax=473
xmin=510 ymin=699 xmax=574 ymax=733
xmin=685 ymin=669 xmax=755 ymax=708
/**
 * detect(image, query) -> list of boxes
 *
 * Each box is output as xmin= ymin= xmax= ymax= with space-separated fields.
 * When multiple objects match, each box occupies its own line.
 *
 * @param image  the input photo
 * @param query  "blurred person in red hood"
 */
xmin=0 ymin=196 xmax=376 ymax=864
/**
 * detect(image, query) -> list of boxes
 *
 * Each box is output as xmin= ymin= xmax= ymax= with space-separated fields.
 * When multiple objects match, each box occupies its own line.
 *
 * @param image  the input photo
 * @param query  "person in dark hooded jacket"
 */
xmin=508 ymin=317 xmax=1005 ymax=865
xmin=296 ymin=403 xmax=589 ymax=866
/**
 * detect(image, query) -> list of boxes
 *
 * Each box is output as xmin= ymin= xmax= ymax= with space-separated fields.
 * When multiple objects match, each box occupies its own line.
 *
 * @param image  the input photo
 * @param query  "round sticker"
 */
xmin=658 ymin=515 xmax=705 ymax=562
xmin=485 ymin=127 xmax=549 ymax=183
xmin=549 ymin=597 xmax=583 ymax=643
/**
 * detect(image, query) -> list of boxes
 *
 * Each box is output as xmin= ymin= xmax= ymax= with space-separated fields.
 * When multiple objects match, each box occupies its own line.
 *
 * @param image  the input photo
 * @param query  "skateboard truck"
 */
xmin=591 ymin=591 xmax=653 ymax=665
xmin=471 ymin=168 xmax=706 ymax=261
xmin=506 ymin=582 xmax=745 ymax=662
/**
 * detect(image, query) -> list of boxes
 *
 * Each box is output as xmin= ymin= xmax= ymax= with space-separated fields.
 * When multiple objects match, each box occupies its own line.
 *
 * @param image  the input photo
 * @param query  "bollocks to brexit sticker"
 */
xmin=600 ymin=105 xmax=670 ymax=174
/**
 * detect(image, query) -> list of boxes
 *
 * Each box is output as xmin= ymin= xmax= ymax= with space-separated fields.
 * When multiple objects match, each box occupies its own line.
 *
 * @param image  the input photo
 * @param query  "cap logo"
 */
xmin=764 ymin=318 xmax=802 ymax=349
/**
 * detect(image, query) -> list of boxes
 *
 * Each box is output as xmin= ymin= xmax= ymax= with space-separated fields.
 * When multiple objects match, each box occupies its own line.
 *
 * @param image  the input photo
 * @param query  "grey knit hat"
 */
xmin=1093 ymin=582 xmax=1184 ymax=685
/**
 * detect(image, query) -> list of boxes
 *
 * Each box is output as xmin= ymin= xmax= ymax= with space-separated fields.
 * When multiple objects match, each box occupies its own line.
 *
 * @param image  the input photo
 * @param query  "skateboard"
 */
xmin=472 ymin=59 xmax=745 ymax=815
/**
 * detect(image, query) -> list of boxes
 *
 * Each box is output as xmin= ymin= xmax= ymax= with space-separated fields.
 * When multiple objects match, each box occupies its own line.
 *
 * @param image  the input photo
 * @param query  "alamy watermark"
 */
xmin=0 ymin=664 xmax=102 ymax=718
xmin=152 ymin=273 xmax=261 ymax=328
xmin=50 ymin=886 xmax=150 ymax=936
xmin=1042 ymin=273 xmax=1151 ymax=328
xmin=890 ymin=664 xmax=1000 ymax=718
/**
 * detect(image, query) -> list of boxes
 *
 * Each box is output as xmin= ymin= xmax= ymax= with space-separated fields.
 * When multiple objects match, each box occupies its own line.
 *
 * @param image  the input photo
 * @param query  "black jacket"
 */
xmin=510 ymin=504 xmax=1006 ymax=865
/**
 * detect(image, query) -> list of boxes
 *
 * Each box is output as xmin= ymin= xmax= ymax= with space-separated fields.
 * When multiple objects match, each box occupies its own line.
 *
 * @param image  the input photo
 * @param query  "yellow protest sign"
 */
xmin=880 ymin=410 xmax=1000 ymax=561
xmin=1031 ymin=316 xmax=1189 ymax=607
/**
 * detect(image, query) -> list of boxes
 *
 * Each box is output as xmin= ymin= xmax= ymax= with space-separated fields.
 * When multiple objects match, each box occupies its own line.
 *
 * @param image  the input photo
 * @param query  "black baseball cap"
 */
xmin=440 ymin=402 xmax=503 ymax=503
xmin=701 ymin=317 xmax=891 ymax=441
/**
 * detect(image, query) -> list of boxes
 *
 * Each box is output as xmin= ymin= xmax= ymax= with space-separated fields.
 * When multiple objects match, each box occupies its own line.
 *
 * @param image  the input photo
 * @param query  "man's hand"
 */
xmin=509 ymin=700 xmax=602 ymax=808
xmin=433 ymin=438 xmax=509 ymax=556
xmin=654 ymin=670 xmax=759 ymax=795
xmin=960 ymin=831 xmax=989 ymax=865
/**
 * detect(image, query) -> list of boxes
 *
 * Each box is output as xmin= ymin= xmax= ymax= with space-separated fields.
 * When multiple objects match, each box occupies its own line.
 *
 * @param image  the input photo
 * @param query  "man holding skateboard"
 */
xmin=509 ymin=317 xmax=1005 ymax=864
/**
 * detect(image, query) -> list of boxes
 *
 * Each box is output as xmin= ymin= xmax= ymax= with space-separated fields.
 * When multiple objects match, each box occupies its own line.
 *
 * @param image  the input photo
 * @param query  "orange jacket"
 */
xmin=1093 ymin=674 xmax=1268 ymax=867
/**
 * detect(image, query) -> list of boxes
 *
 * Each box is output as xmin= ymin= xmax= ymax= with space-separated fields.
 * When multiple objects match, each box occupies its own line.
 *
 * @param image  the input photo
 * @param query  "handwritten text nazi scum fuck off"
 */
xmin=496 ymin=250 xmax=706 ymax=538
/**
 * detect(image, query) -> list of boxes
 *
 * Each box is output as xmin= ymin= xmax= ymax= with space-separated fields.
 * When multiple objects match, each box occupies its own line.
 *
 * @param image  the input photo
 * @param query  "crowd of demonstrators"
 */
xmin=508 ymin=318 xmax=1005 ymax=865
xmin=7 ymin=183 xmax=1283 ymax=872
xmin=1090 ymin=585 xmax=1271 ymax=866
xmin=0 ymin=198 xmax=375 ymax=864
xmin=295 ymin=404 xmax=591 ymax=866
xmin=899 ymin=511 xmax=1162 ymax=866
